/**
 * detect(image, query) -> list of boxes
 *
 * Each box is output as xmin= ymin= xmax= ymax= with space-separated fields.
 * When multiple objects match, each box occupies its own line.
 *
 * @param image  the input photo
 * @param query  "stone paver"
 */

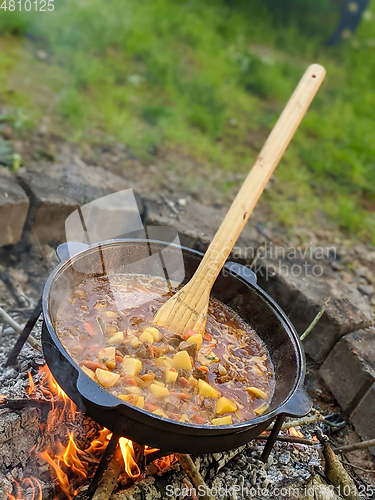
xmin=0 ymin=167 xmax=29 ymax=247
xmin=255 ymin=256 xmax=374 ymax=361
xmin=320 ymin=328 xmax=375 ymax=412
xmin=17 ymin=161 xmax=143 ymax=245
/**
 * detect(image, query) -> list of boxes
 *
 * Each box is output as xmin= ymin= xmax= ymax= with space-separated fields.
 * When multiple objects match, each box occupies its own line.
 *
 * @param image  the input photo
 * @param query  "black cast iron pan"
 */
xmin=42 ymin=239 xmax=311 ymax=454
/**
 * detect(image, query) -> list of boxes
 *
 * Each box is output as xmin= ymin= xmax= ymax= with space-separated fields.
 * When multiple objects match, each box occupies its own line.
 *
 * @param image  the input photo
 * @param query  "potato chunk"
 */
xmin=119 ymin=393 xmax=144 ymax=406
xmin=171 ymin=350 xmax=192 ymax=371
xmin=108 ymin=331 xmax=125 ymax=344
xmin=211 ymin=416 xmax=233 ymax=426
xmin=255 ymin=404 xmax=268 ymax=415
xmin=139 ymin=330 xmax=154 ymax=344
xmin=143 ymin=326 xmax=162 ymax=342
xmin=122 ymin=385 xmax=142 ymax=395
xmin=152 ymin=408 xmax=168 ymax=418
xmin=95 ymin=368 xmax=120 ymax=388
xmin=136 ymin=396 xmax=145 ymax=409
xmin=149 ymin=384 xmax=169 ymax=398
xmin=186 ymin=333 xmax=203 ymax=350
xmin=121 ymin=357 xmax=142 ymax=377
xmin=246 ymin=387 xmax=268 ymax=400
xmin=165 ymin=369 xmax=178 ymax=384
xmin=98 ymin=346 xmax=116 ymax=369
xmin=215 ymin=397 xmax=238 ymax=415
xmin=155 ymin=355 xmax=173 ymax=368
xmin=81 ymin=366 xmax=95 ymax=380
xmin=198 ymin=379 xmax=219 ymax=398
xmin=125 ymin=335 xmax=141 ymax=348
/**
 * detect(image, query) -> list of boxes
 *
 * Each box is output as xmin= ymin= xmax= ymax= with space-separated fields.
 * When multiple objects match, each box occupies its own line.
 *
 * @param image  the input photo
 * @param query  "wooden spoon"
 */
xmin=154 ymin=64 xmax=326 ymax=335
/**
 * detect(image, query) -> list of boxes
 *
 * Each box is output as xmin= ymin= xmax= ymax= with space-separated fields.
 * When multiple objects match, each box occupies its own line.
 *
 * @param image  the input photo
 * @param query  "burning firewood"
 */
xmin=91 ymin=445 xmax=124 ymax=500
xmin=176 ymin=454 xmax=214 ymax=500
xmin=267 ymin=411 xmax=325 ymax=431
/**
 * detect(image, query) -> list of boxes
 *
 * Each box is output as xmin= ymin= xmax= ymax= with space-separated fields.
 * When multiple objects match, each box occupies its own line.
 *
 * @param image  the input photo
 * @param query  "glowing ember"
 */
xmin=288 ymin=427 xmax=304 ymax=439
xmin=119 ymin=438 xmax=141 ymax=478
xmin=0 ymin=394 xmax=6 ymax=403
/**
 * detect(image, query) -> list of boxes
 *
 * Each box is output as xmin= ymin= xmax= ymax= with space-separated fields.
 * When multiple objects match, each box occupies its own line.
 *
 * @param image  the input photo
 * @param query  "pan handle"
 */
xmin=277 ymin=387 xmax=312 ymax=418
xmin=223 ymin=261 xmax=257 ymax=286
xmin=56 ymin=242 xmax=90 ymax=262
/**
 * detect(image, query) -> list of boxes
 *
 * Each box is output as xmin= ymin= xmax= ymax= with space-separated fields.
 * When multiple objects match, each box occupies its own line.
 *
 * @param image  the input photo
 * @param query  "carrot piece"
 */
xmin=197 ymin=366 xmax=209 ymax=373
xmin=203 ymin=333 xmax=212 ymax=341
xmin=170 ymin=391 xmax=192 ymax=400
xmin=120 ymin=376 xmax=137 ymax=386
xmin=183 ymin=329 xmax=196 ymax=340
xmin=191 ymin=405 xmax=201 ymax=413
xmin=145 ymin=402 xmax=159 ymax=412
xmin=83 ymin=322 xmax=97 ymax=337
xmin=189 ymin=377 xmax=198 ymax=388
xmin=149 ymin=346 xmax=155 ymax=358
xmin=179 ymin=377 xmax=190 ymax=388
xmin=190 ymin=357 xmax=194 ymax=367
xmin=140 ymin=373 xmax=155 ymax=382
xmin=191 ymin=414 xmax=205 ymax=425
xmin=82 ymin=360 xmax=101 ymax=371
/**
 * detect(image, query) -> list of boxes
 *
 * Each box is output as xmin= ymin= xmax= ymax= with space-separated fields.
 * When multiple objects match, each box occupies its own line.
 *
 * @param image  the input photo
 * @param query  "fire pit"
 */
xmin=0 ymin=357 xmax=323 ymax=500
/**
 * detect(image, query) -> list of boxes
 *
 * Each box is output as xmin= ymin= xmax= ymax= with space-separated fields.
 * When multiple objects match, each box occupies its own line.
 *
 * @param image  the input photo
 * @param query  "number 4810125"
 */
xmin=1 ymin=0 xmax=54 ymax=10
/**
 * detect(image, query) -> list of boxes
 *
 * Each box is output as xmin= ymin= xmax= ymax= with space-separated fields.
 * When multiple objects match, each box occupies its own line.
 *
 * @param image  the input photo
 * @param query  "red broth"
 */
xmin=54 ymin=274 xmax=275 ymax=425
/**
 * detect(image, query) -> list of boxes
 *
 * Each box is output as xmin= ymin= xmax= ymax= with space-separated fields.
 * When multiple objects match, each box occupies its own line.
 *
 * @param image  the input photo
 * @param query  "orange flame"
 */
xmin=6 ymin=478 xmax=42 ymax=500
xmin=61 ymin=433 xmax=88 ymax=478
xmin=0 ymin=394 xmax=6 ymax=403
xmin=37 ymin=365 xmax=76 ymax=417
xmin=40 ymin=431 xmax=89 ymax=498
xmin=27 ymin=371 xmax=36 ymax=395
xmin=119 ymin=438 xmax=140 ymax=478
xmin=144 ymin=445 xmax=159 ymax=455
xmin=19 ymin=365 xmax=172 ymax=498
xmin=85 ymin=428 xmax=112 ymax=454
xmin=288 ymin=427 xmax=304 ymax=438
xmin=40 ymin=450 xmax=73 ymax=499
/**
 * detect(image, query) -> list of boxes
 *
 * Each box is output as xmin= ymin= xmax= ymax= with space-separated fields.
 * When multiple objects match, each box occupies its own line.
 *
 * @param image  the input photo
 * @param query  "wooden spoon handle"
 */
xmin=195 ymin=64 xmax=326 ymax=289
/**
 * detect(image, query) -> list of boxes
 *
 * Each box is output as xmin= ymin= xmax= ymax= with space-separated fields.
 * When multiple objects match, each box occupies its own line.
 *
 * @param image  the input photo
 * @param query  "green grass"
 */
xmin=0 ymin=0 xmax=375 ymax=242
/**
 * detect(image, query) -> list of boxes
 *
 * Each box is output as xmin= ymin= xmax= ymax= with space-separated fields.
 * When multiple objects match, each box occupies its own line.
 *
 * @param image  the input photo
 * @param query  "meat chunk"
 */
xmin=116 ymin=343 xmax=131 ymax=356
xmin=192 ymin=368 xmax=208 ymax=381
xmin=167 ymin=335 xmax=183 ymax=348
xmin=134 ymin=343 xmax=151 ymax=359
xmin=178 ymin=341 xmax=197 ymax=358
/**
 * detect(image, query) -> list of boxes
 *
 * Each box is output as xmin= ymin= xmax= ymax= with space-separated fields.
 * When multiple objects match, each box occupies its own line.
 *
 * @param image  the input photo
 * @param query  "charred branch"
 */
xmin=316 ymin=430 xmax=360 ymax=500
xmin=91 ymin=445 xmax=124 ymax=500
xmin=255 ymin=433 xmax=318 ymax=446
xmin=333 ymin=439 xmax=375 ymax=454
xmin=176 ymin=453 xmax=214 ymax=500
